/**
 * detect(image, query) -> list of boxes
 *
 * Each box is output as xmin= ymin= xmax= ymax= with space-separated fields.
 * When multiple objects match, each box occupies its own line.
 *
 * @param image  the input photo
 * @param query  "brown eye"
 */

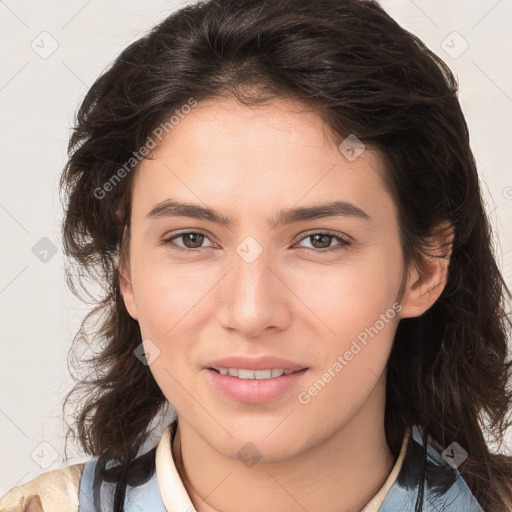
xmin=163 ymin=231 xmax=214 ymax=252
xmin=309 ymin=233 xmax=334 ymax=249
xmin=180 ymin=232 xmax=205 ymax=249
xmin=296 ymin=231 xmax=351 ymax=254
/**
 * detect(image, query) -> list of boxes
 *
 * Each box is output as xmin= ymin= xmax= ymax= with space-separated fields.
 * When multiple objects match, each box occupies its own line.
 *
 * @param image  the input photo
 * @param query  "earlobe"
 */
xmin=398 ymin=221 xmax=454 ymax=319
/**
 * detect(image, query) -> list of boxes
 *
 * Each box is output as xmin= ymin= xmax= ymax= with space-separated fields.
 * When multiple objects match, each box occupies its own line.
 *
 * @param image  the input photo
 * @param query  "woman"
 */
xmin=1 ymin=0 xmax=511 ymax=511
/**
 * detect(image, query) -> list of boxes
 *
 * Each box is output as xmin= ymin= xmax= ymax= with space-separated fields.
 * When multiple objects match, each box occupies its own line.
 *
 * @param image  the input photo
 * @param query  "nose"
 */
xmin=215 ymin=247 xmax=292 ymax=339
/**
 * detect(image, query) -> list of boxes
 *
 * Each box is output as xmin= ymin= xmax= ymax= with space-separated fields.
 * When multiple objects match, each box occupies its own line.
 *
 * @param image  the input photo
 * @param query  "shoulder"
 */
xmin=0 ymin=463 xmax=84 ymax=512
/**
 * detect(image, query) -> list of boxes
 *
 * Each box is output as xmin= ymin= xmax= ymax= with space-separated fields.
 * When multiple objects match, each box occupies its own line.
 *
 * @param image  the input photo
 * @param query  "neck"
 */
xmin=171 ymin=381 xmax=396 ymax=512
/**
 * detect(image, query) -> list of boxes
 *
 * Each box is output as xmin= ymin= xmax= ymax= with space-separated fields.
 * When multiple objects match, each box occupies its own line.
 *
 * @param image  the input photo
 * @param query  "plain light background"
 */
xmin=1 ymin=0 xmax=511 ymax=492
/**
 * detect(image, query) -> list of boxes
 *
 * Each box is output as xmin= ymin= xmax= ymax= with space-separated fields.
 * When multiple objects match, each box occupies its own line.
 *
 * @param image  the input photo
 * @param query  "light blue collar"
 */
xmin=78 ymin=423 xmax=484 ymax=511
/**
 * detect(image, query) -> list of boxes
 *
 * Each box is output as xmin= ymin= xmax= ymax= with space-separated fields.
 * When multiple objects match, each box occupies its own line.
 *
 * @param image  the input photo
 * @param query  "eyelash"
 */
xmin=162 ymin=230 xmax=351 ymax=255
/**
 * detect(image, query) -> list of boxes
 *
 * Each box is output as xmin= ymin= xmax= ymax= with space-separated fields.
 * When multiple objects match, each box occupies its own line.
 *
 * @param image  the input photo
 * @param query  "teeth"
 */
xmin=215 ymin=368 xmax=298 ymax=379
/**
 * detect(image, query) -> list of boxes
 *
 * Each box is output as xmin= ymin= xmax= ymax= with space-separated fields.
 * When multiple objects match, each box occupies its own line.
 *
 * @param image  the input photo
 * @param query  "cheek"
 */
xmin=294 ymin=255 xmax=401 ymax=419
xmin=286 ymin=245 xmax=403 ymax=339
xmin=129 ymin=251 xmax=220 ymax=406
xmin=130 ymin=245 xmax=215 ymax=339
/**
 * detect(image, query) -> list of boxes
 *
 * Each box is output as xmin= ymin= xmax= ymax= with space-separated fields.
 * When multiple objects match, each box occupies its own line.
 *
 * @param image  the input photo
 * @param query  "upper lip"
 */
xmin=206 ymin=355 xmax=308 ymax=372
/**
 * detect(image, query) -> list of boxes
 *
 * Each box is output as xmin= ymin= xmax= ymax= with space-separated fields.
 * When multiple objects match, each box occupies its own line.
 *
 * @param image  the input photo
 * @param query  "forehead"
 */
xmin=148 ymin=96 xmax=361 ymax=166
xmin=130 ymin=96 xmax=396 ymax=226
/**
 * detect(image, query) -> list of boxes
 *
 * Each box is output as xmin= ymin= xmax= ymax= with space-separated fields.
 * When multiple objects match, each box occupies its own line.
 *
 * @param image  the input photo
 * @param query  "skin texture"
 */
xmin=120 ymin=96 xmax=452 ymax=512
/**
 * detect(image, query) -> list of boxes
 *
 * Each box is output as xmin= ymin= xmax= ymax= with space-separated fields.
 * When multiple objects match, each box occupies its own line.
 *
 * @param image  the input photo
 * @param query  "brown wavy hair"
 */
xmin=59 ymin=0 xmax=512 ymax=510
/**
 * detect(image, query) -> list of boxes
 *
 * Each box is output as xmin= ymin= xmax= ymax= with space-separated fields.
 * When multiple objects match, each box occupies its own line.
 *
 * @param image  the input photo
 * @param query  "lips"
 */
xmin=205 ymin=355 xmax=308 ymax=372
xmin=206 ymin=366 xmax=309 ymax=403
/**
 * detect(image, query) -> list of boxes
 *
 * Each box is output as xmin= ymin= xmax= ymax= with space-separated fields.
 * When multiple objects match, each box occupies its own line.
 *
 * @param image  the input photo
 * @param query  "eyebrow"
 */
xmin=146 ymin=198 xmax=371 ymax=227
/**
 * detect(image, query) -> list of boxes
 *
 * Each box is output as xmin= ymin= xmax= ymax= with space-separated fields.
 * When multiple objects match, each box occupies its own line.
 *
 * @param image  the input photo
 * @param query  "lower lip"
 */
xmin=206 ymin=368 xmax=308 ymax=404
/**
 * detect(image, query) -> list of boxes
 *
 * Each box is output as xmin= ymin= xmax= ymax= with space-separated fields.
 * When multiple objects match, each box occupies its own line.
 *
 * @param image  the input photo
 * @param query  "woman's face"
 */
xmin=121 ymin=96 xmax=417 ymax=461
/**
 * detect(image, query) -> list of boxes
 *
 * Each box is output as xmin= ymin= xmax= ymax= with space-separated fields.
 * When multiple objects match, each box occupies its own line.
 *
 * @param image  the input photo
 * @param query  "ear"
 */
xmin=119 ymin=227 xmax=139 ymax=321
xmin=399 ymin=221 xmax=454 ymax=319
